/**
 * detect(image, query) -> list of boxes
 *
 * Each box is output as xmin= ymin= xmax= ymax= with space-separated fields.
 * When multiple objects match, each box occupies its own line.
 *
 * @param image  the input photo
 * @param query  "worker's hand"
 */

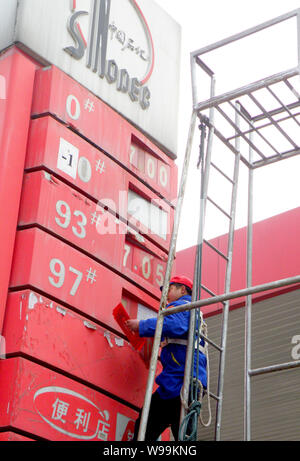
xmin=126 ymin=319 xmax=140 ymax=332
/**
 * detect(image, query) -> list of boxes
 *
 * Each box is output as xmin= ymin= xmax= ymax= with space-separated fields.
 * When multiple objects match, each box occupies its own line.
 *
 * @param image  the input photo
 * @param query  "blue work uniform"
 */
xmin=139 ymin=295 xmax=207 ymax=400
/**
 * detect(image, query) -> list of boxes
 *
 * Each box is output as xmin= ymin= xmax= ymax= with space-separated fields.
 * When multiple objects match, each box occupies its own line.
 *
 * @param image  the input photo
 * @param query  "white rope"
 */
xmin=179 ymin=318 xmax=212 ymax=429
xmin=199 ymin=319 xmax=212 ymax=427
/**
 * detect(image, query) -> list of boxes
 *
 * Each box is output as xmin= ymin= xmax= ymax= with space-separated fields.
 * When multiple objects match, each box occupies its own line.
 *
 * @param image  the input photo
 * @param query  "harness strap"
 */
xmin=162 ymin=301 xmax=206 ymax=354
xmin=161 ymin=338 xmax=206 ymax=355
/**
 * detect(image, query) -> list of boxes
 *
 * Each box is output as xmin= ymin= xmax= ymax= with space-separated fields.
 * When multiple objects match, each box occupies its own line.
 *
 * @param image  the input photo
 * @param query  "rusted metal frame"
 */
xmin=215 ymin=104 xmax=266 ymax=159
xmin=195 ymin=68 xmax=299 ymax=112
xmin=227 ymin=100 xmax=279 ymax=156
xmin=265 ymin=85 xmax=300 ymax=128
xmin=253 ymin=146 xmax=300 ymax=168
xmin=248 ymin=92 xmax=298 ymax=150
xmin=228 ymin=107 xmax=300 ymax=142
xmin=200 ymin=114 xmax=252 ymax=169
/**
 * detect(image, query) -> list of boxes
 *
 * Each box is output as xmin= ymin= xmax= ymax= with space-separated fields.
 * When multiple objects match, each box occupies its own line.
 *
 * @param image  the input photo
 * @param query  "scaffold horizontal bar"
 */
xmin=211 ymin=161 xmax=235 ymax=184
xmin=200 ymin=332 xmax=223 ymax=352
xmin=207 ymin=196 xmax=232 ymax=220
xmin=216 ymin=105 xmax=266 ymax=160
xmin=252 ymin=146 xmax=300 ymax=168
xmin=194 ymin=68 xmax=299 ymax=112
xmin=227 ymin=101 xmax=279 ymax=156
xmin=248 ymin=360 xmax=300 ymax=377
xmin=191 ymin=9 xmax=300 ymax=57
xmin=208 ymin=391 xmax=220 ymax=401
xmin=251 ymin=99 xmax=300 ymax=123
xmin=162 ymin=274 xmax=300 ymax=316
xmin=203 ymin=238 xmax=229 ymax=260
xmin=195 ymin=56 xmax=214 ymax=77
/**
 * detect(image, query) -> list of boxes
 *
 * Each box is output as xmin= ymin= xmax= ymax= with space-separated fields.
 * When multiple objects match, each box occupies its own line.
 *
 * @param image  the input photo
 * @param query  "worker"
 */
xmin=126 ymin=275 xmax=207 ymax=441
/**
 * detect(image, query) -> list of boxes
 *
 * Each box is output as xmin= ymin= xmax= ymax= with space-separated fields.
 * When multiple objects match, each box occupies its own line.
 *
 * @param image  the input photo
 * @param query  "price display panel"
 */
xmin=123 ymin=239 xmax=166 ymax=291
xmin=18 ymin=171 xmax=167 ymax=298
xmin=9 ymin=228 xmax=160 ymax=335
xmin=31 ymin=66 xmax=177 ymax=202
xmin=25 ymin=116 xmax=172 ymax=252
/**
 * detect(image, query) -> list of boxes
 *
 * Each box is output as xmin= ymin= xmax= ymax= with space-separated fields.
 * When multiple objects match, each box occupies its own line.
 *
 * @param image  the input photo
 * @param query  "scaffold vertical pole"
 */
xmin=215 ymin=103 xmax=241 ymax=440
xmin=245 ymin=131 xmax=254 ymax=441
xmin=137 ymin=109 xmax=198 ymax=441
xmin=179 ymin=76 xmax=216 ymax=432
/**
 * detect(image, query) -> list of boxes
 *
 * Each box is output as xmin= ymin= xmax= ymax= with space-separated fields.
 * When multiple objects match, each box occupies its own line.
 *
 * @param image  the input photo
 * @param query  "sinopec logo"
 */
xmin=64 ymin=0 xmax=154 ymax=109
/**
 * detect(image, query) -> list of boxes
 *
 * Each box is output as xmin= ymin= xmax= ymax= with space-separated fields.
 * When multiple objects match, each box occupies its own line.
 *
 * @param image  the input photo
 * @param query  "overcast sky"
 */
xmin=154 ymin=0 xmax=300 ymax=250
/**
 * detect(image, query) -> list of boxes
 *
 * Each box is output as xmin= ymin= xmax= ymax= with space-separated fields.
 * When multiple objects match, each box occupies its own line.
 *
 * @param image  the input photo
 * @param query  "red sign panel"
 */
xmin=0 ymin=432 xmax=33 ymax=441
xmin=0 ymin=47 xmax=37 ymax=331
xmin=123 ymin=239 xmax=166 ymax=291
xmin=25 ymin=116 xmax=173 ymax=252
xmin=9 ymin=228 xmax=160 ymax=334
xmin=19 ymin=170 xmax=125 ymax=273
xmin=0 ymin=357 xmax=138 ymax=441
xmin=18 ymin=171 xmax=167 ymax=297
xmin=3 ymin=290 xmax=158 ymax=408
xmin=31 ymin=66 xmax=177 ymax=202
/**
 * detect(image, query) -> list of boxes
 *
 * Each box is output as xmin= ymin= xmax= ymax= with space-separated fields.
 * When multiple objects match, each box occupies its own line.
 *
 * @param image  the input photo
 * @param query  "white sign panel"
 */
xmin=0 ymin=0 xmax=18 ymax=51
xmin=11 ymin=0 xmax=181 ymax=156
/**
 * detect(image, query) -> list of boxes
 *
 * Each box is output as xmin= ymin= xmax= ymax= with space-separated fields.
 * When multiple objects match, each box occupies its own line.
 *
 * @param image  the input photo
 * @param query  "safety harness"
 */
xmin=161 ymin=311 xmax=206 ymax=355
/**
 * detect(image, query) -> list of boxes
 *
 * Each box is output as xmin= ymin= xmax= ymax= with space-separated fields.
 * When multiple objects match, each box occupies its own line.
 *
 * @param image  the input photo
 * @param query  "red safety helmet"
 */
xmin=160 ymin=275 xmax=193 ymax=291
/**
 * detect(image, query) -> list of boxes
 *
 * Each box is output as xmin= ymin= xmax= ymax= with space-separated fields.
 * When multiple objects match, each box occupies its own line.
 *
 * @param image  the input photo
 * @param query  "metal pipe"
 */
xmin=253 ymin=146 xmax=300 ymax=169
xmin=199 ymin=333 xmax=223 ymax=352
xmin=195 ymin=68 xmax=298 ymax=112
xmin=205 ymin=120 xmax=252 ymax=169
xmin=248 ymin=93 xmax=297 ymax=149
xmin=215 ymin=102 xmax=241 ymax=441
xmin=249 ymin=360 xmax=300 ymax=376
xmin=227 ymin=100 xmax=279 ymax=156
xmin=162 ymin=275 xmax=300 ymax=316
xmin=216 ymin=105 xmax=266 ymax=160
xmin=190 ymin=54 xmax=198 ymax=108
xmin=297 ymin=10 xmax=300 ymax=70
xmin=191 ymin=9 xmax=300 ymax=58
xmin=244 ymin=129 xmax=254 ymax=441
xmin=266 ymin=86 xmax=300 ymax=128
xmin=137 ymin=109 xmax=198 ymax=441
xmin=179 ymin=76 xmax=216 ymax=436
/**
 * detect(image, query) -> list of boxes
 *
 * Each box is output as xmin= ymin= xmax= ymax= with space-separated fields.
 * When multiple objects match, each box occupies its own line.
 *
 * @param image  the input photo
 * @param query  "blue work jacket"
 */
xmin=139 ymin=295 xmax=207 ymax=399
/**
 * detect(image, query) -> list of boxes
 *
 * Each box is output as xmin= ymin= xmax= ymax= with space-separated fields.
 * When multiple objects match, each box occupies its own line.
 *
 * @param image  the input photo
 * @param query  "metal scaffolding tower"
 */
xmin=138 ymin=9 xmax=300 ymax=441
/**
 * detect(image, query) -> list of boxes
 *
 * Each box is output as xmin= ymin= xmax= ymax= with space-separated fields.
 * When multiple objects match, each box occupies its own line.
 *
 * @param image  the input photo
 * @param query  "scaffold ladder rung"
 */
xmin=211 ymin=161 xmax=235 ymax=184
xmin=207 ymin=196 xmax=232 ymax=220
xmin=203 ymin=238 xmax=229 ymax=261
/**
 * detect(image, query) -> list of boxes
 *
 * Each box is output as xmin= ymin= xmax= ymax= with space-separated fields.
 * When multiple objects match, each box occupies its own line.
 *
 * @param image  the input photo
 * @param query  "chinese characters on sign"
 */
xmin=109 ymin=22 xmax=149 ymax=62
xmin=50 ymin=395 xmax=110 ymax=440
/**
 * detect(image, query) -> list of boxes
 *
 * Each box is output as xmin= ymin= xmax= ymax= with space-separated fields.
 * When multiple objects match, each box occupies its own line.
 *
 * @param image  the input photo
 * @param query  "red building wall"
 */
xmin=176 ymin=207 xmax=300 ymax=317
